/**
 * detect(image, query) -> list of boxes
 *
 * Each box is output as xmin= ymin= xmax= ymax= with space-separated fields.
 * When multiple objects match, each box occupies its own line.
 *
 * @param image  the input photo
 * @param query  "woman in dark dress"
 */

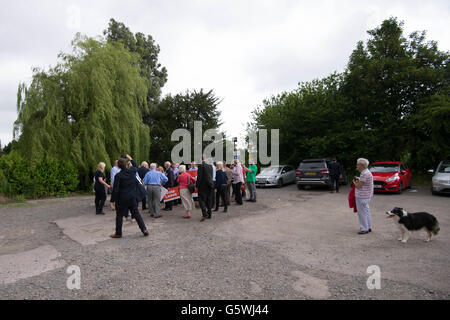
xmin=94 ymin=162 xmax=111 ymax=215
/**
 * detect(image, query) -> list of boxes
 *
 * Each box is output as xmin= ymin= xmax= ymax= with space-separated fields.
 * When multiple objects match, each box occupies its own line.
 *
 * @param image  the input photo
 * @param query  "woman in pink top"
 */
xmin=177 ymin=165 xmax=196 ymax=218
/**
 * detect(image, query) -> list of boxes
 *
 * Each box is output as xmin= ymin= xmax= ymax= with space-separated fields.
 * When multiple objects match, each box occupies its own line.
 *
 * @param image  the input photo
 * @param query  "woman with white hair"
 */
xmin=176 ymin=165 xmax=196 ymax=218
xmin=353 ymin=158 xmax=374 ymax=234
xmin=94 ymin=162 xmax=111 ymax=215
xmin=232 ymin=159 xmax=244 ymax=205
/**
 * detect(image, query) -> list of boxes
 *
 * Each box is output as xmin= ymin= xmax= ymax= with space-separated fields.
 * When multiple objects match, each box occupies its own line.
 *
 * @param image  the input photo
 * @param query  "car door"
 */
xmin=280 ymin=166 xmax=288 ymax=183
xmin=287 ymin=166 xmax=296 ymax=183
xmin=400 ymin=164 xmax=409 ymax=188
xmin=404 ymin=163 xmax=412 ymax=187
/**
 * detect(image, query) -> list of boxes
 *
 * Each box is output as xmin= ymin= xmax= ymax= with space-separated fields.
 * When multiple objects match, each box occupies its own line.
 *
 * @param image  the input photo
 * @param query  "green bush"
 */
xmin=0 ymin=168 xmax=12 ymax=196
xmin=0 ymin=152 xmax=79 ymax=198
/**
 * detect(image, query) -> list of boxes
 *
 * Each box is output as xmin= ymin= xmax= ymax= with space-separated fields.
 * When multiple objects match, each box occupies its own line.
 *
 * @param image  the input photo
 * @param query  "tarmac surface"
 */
xmin=0 ymin=184 xmax=449 ymax=300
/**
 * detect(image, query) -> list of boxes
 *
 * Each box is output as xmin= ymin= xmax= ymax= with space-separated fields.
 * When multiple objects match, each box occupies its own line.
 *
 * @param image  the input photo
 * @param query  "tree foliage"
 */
xmin=251 ymin=17 xmax=449 ymax=173
xmin=103 ymin=19 xmax=168 ymax=117
xmin=14 ymin=34 xmax=150 ymax=188
xmin=149 ymin=89 xmax=223 ymax=165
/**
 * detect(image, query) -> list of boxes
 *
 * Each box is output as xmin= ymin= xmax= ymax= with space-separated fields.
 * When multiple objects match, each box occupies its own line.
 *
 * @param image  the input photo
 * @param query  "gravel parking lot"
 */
xmin=0 ymin=184 xmax=449 ymax=300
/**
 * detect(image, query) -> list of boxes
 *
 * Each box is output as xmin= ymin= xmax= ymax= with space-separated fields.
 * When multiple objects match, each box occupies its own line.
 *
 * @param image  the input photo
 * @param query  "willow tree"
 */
xmin=14 ymin=34 xmax=150 ymax=188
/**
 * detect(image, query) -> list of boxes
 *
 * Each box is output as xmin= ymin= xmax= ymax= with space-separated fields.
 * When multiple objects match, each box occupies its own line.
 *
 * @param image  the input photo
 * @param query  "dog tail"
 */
xmin=432 ymin=221 xmax=440 ymax=235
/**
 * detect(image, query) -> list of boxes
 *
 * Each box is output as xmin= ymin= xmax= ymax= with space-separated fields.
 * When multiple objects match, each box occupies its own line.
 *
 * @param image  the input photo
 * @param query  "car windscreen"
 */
xmin=438 ymin=162 xmax=450 ymax=173
xmin=299 ymin=162 xmax=326 ymax=170
xmin=369 ymin=164 xmax=399 ymax=173
xmin=260 ymin=167 xmax=282 ymax=174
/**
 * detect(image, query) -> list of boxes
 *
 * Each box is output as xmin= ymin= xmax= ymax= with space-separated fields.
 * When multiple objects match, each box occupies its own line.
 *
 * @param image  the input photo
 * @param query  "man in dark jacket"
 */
xmin=329 ymin=157 xmax=342 ymax=193
xmin=163 ymin=161 xmax=175 ymax=211
xmin=110 ymin=155 xmax=149 ymax=238
xmin=138 ymin=161 xmax=150 ymax=210
xmin=196 ymin=159 xmax=214 ymax=221
xmin=214 ymin=162 xmax=228 ymax=213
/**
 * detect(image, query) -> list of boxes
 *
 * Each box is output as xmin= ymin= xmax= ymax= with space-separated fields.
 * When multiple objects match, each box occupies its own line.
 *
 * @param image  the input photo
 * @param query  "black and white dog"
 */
xmin=386 ymin=207 xmax=440 ymax=243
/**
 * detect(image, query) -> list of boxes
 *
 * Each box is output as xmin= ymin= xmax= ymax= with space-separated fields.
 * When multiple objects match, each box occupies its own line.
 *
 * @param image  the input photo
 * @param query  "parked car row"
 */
xmin=255 ymin=159 xmax=449 ymax=197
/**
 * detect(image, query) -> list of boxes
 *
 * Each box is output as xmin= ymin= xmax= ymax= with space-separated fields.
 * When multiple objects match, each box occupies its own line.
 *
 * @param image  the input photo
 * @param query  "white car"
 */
xmin=429 ymin=161 xmax=450 ymax=195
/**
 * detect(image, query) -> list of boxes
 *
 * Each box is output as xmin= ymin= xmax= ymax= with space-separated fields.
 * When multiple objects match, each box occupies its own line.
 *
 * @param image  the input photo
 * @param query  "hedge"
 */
xmin=0 ymin=151 xmax=78 ymax=198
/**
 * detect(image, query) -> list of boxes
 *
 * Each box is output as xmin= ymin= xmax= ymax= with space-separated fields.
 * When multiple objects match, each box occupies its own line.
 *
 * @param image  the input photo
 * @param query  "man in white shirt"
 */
xmin=110 ymin=160 xmax=121 ymax=210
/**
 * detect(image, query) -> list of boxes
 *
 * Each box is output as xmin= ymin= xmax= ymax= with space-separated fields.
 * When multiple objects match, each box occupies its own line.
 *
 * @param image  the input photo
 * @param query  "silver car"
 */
xmin=429 ymin=161 xmax=450 ymax=195
xmin=255 ymin=165 xmax=296 ymax=188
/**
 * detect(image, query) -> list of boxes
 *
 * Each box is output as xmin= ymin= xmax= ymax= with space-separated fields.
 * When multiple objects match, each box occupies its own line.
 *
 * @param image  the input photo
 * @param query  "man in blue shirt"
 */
xmin=189 ymin=161 xmax=198 ymax=171
xmin=143 ymin=163 xmax=168 ymax=218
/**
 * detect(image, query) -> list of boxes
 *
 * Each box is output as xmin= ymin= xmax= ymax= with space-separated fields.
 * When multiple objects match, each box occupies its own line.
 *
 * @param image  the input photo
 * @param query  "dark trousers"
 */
xmin=164 ymin=200 xmax=173 ymax=210
xmin=198 ymin=188 xmax=213 ymax=217
xmin=233 ymin=182 xmax=243 ymax=205
xmin=115 ymin=205 xmax=147 ymax=236
xmin=94 ymin=187 xmax=106 ymax=214
xmin=141 ymin=197 xmax=147 ymax=210
xmin=211 ymin=185 xmax=216 ymax=209
xmin=330 ymin=175 xmax=340 ymax=191
xmin=226 ymin=184 xmax=231 ymax=205
xmin=215 ymin=185 xmax=228 ymax=210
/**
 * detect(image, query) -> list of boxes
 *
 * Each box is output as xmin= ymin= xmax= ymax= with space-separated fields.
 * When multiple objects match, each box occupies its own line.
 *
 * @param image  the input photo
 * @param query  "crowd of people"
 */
xmin=93 ymin=155 xmax=259 ymax=238
xmin=94 ymin=155 xmax=374 ymax=238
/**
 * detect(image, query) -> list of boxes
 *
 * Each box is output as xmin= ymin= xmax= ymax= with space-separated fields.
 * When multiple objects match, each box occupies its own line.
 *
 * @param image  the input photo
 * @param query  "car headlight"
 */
xmin=386 ymin=175 xmax=400 ymax=182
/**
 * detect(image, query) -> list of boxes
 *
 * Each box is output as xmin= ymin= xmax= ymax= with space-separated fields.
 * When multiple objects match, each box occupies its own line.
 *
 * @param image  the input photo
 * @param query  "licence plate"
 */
xmin=374 ymin=184 xmax=382 ymax=189
xmin=306 ymin=172 xmax=316 ymax=176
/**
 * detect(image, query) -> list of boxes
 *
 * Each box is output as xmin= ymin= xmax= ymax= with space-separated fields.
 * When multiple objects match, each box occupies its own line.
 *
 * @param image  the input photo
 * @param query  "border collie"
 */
xmin=386 ymin=207 xmax=440 ymax=243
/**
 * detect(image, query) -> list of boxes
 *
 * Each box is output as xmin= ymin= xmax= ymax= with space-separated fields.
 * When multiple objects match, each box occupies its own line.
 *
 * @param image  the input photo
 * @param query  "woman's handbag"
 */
xmin=186 ymin=174 xmax=196 ymax=194
xmin=135 ymin=177 xmax=147 ymax=202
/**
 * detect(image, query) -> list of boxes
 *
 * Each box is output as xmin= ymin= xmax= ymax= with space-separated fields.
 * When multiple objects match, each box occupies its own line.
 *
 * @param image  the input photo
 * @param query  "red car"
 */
xmin=369 ymin=161 xmax=412 ymax=193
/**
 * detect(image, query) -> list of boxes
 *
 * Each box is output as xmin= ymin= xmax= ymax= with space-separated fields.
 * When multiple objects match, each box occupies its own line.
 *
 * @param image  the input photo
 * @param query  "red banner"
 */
xmin=163 ymin=170 xmax=199 ymax=201
xmin=163 ymin=187 xmax=180 ymax=202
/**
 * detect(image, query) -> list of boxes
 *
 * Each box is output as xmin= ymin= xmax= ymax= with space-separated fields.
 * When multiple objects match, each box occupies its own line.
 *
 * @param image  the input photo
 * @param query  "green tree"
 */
xmin=149 ymin=89 xmax=223 ymax=165
xmin=14 ymin=34 xmax=150 ymax=188
xmin=103 ymin=19 xmax=168 ymax=127
xmin=342 ymin=17 xmax=449 ymax=166
xmin=250 ymin=17 xmax=449 ymax=174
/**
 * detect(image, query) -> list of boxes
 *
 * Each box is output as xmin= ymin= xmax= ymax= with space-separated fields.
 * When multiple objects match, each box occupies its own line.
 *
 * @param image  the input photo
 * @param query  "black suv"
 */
xmin=295 ymin=158 xmax=347 ymax=190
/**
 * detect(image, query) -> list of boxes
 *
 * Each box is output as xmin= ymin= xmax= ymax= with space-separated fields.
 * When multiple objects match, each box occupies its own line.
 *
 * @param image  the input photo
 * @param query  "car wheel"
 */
xmin=431 ymin=187 xmax=438 ymax=196
xmin=277 ymin=179 xmax=283 ymax=188
xmin=297 ymin=184 xmax=304 ymax=190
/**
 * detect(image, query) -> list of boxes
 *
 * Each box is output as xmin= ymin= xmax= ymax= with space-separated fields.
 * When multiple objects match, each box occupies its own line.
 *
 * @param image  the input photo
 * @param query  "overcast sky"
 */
xmin=0 ymin=0 xmax=449 ymax=147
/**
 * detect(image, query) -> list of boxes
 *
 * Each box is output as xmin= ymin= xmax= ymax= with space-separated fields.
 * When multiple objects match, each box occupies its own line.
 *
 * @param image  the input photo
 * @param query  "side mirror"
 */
xmin=427 ymin=169 xmax=434 ymax=174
